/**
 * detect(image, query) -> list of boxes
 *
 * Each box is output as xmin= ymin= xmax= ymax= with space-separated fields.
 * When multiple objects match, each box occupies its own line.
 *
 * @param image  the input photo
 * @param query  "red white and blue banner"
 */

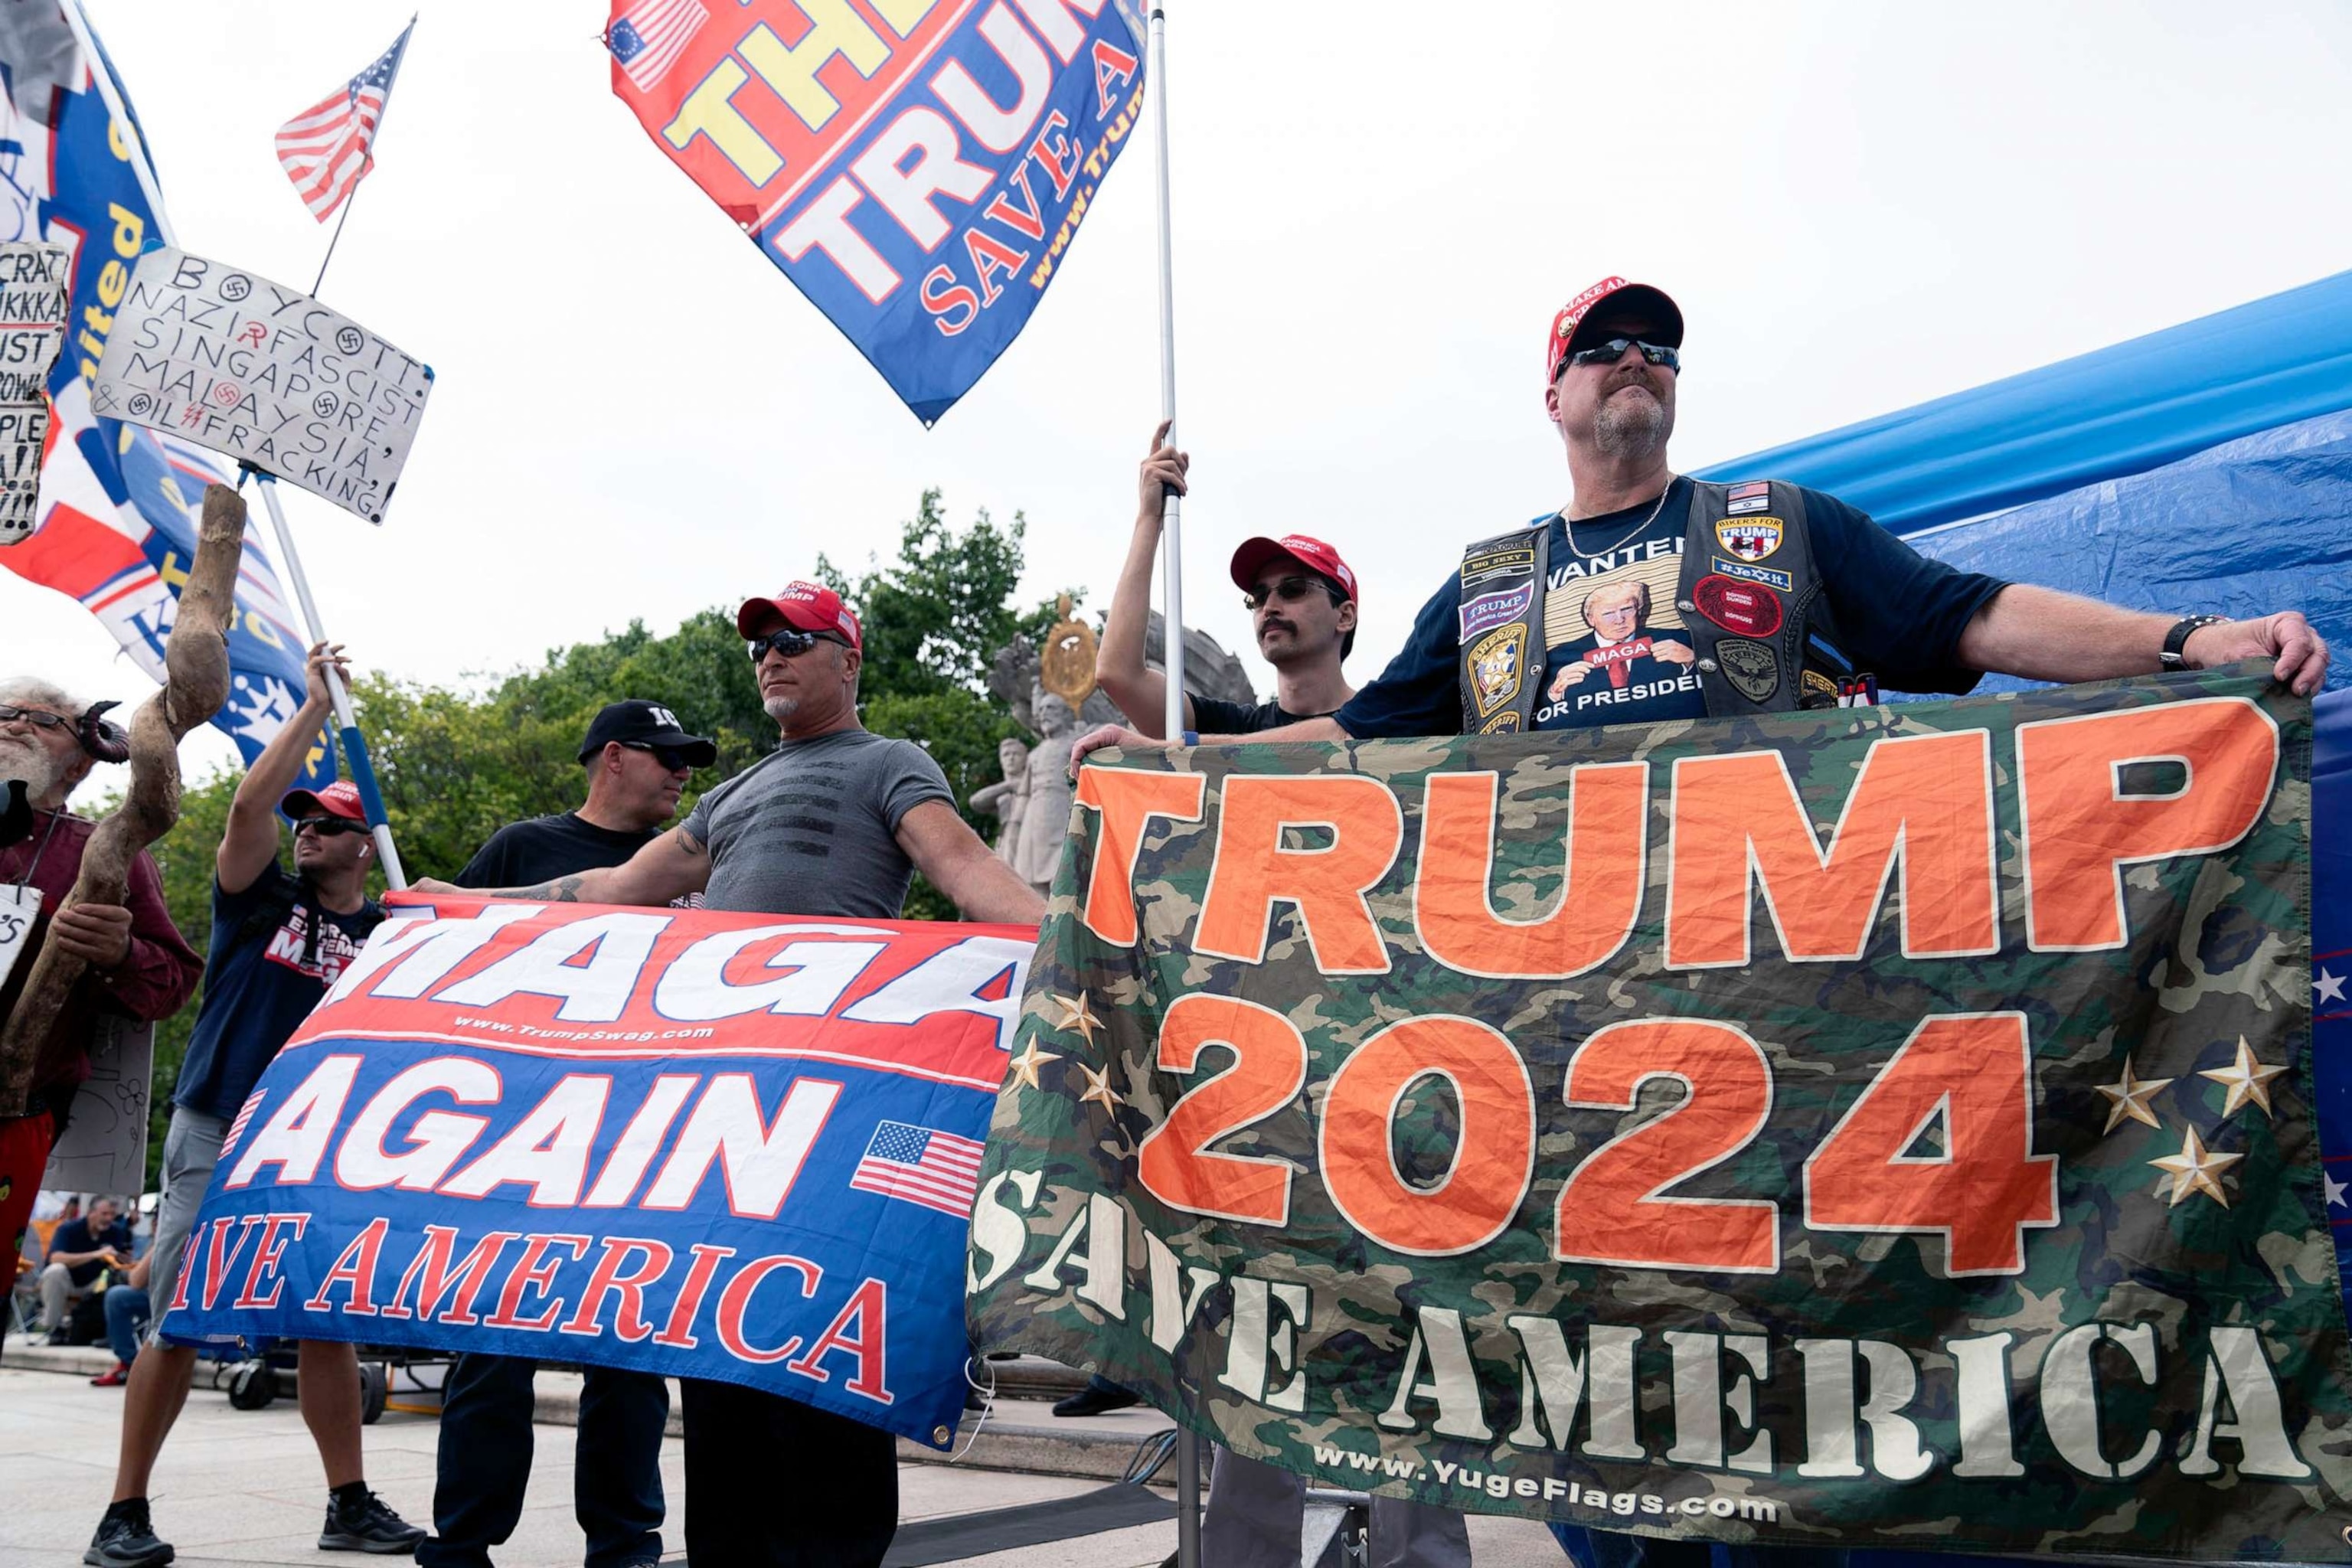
xmin=164 ymin=896 xmax=1036 ymax=1449
xmin=0 ymin=3 xmax=334 ymax=788
xmin=607 ymin=0 xmax=1148 ymax=424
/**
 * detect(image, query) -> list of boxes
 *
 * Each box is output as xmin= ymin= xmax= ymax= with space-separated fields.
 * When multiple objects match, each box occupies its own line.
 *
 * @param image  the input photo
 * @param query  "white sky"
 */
xmin=16 ymin=0 xmax=2352 ymax=790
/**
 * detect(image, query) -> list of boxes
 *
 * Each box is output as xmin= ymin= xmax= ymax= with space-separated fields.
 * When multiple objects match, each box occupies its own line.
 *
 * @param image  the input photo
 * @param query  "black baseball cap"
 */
xmin=577 ymin=701 xmax=717 ymax=767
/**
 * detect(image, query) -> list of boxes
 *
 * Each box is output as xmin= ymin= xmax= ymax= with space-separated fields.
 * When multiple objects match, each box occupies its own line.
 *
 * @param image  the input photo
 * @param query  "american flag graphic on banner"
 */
xmin=606 ymin=0 xmax=708 ymax=93
xmin=275 ymin=19 xmax=414 ymax=222
xmin=848 ymin=1121 xmax=985 ymax=1218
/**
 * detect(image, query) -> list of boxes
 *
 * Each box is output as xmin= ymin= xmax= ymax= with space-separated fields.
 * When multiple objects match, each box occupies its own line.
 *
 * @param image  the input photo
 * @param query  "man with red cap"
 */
xmin=1096 ymin=421 xmax=1361 ymax=739
xmin=1076 ymin=276 xmax=2328 ymax=763
xmin=422 ymin=578 xmax=1044 ymax=1568
xmin=90 ymin=642 xmax=424 ymax=1568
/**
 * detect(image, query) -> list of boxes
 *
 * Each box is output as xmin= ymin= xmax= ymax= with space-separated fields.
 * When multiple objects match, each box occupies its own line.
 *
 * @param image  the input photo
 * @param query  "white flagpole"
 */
xmin=59 ymin=0 xmax=407 ymax=889
xmin=1148 ymin=0 xmax=1187 ymax=743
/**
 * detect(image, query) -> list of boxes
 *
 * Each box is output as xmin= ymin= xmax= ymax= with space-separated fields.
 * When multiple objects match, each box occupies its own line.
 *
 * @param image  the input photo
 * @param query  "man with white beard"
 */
xmin=0 ymin=679 xmax=201 ymax=1310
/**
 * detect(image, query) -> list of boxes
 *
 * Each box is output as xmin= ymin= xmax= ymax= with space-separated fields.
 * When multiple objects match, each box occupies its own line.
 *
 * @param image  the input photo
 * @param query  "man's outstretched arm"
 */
xmin=1958 ymin=585 xmax=2330 ymax=695
xmin=416 ymin=823 xmax=713 ymax=906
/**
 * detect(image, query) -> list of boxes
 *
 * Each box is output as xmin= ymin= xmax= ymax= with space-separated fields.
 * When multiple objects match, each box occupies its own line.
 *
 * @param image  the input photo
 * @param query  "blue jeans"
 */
xmin=417 ymin=1354 xmax=669 ymax=1568
xmin=103 ymin=1285 xmax=149 ymax=1364
xmin=1551 ymin=1527 xmax=1848 ymax=1568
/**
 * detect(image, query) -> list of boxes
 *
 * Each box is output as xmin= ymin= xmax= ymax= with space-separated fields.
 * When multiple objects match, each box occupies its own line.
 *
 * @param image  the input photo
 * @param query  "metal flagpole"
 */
xmin=1146 ymin=12 xmax=1204 ymax=1560
xmin=60 ymin=0 xmax=408 ymax=888
xmin=1148 ymin=9 xmax=1202 ymax=1559
xmin=1148 ymin=0 xmax=1187 ymax=744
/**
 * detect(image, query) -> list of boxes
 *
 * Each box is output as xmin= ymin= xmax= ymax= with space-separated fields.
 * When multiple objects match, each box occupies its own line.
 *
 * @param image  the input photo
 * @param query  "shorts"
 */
xmin=144 ymin=1106 xmax=227 ymax=1344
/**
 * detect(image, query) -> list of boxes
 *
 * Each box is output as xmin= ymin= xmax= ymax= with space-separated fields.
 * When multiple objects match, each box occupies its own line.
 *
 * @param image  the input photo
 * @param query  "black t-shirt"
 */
xmin=457 ymin=812 xmax=662 ymax=887
xmin=1191 ymin=696 xmax=1335 ymax=736
xmin=50 ymin=1216 xmax=132 ymax=1286
xmin=1337 ymin=478 xmax=2009 ymax=738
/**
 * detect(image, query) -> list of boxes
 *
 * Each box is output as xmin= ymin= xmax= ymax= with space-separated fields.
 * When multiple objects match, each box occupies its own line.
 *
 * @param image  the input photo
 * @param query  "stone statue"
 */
xmin=982 ymin=607 xmax=1256 ymax=897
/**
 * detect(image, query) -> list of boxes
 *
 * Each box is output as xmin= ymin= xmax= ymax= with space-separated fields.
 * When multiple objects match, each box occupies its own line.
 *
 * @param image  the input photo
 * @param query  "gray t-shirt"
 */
xmin=682 ymin=729 xmax=954 ymax=918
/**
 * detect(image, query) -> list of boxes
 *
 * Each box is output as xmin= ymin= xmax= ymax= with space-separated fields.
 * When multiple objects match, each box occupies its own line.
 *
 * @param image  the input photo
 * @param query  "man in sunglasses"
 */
xmin=420 ymin=578 xmax=1043 ymax=1568
xmin=0 ymin=679 xmax=201 ymax=1330
xmin=91 ymin=642 xmax=426 ymax=1567
xmin=416 ymin=697 xmax=717 ymax=1568
xmin=1075 ymin=275 xmax=2327 ymax=765
xmin=1096 ymin=421 xmax=1361 ymax=740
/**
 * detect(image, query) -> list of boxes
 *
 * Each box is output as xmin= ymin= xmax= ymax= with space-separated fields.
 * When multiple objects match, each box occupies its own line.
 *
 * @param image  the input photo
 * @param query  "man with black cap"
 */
xmin=1096 ymin=421 xmax=1361 ymax=738
xmin=0 ymin=678 xmax=200 ymax=1304
xmin=420 ymin=579 xmax=1044 ymax=1568
xmin=416 ymin=700 xmax=717 ymax=1568
xmin=89 ymin=642 xmax=425 ymax=1568
xmin=1075 ymin=274 xmax=2328 ymax=760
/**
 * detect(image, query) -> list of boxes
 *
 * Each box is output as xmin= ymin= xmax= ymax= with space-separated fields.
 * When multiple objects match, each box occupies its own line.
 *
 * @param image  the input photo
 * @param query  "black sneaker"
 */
xmin=318 ymin=1489 xmax=425 ymax=1553
xmin=85 ymin=1498 xmax=174 ymax=1567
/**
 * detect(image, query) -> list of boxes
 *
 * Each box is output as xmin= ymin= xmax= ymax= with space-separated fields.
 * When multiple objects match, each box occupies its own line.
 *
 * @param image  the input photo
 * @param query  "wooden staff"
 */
xmin=0 ymin=482 xmax=247 ymax=1118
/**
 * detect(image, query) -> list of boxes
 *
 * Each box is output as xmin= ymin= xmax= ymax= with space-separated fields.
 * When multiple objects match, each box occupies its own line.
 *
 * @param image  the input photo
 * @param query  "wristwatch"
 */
xmin=2159 ymin=614 xmax=2228 ymax=671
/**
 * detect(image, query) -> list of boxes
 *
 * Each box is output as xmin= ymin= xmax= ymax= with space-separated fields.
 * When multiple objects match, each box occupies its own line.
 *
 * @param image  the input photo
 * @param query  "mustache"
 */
xmin=1259 ymin=615 xmax=1296 ymax=637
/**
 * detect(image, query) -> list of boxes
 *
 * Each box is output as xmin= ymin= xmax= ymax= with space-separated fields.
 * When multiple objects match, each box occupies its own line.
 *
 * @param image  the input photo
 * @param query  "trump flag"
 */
xmin=608 ymin=0 xmax=1148 ymax=424
xmin=165 ymin=897 xmax=1035 ymax=1448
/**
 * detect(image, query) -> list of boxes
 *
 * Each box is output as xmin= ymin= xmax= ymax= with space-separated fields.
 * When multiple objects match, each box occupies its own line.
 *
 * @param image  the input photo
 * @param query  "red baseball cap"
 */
xmin=737 ymin=580 xmax=863 ymax=652
xmin=1229 ymin=534 xmax=1359 ymax=606
xmin=1545 ymin=276 xmax=1684 ymax=384
xmin=280 ymin=779 xmax=366 ymax=822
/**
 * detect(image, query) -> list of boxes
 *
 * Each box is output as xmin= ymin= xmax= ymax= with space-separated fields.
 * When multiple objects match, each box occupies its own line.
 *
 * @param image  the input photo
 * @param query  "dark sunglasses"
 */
xmin=1564 ymin=337 xmax=1681 ymax=373
xmin=1242 ymin=575 xmax=1343 ymax=612
xmin=294 ymin=816 xmax=366 ymax=838
xmin=746 ymin=627 xmax=847 ymax=664
xmin=621 ymin=740 xmax=697 ymax=772
xmin=0 ymin=703 xmax=70 ymax=730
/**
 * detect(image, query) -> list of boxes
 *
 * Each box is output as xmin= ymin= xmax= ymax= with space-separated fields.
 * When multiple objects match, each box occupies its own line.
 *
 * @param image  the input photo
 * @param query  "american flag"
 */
xmin=608 ymin=0 xmax=709 ymax=93
xmin=275 ymin=20 xmax=414 ymax=223
xmin=848 ymin=1121 xmax=986 ymax=1219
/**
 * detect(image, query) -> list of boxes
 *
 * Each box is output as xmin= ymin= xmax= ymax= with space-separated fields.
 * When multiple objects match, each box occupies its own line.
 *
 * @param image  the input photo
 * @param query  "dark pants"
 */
xmin=680 ymin=1378 xmax=897 ymax=1568
xmin=419 ymin=1354 xmax=669 ymax=1568
xmin=1552 ymin=1529 xmax=1849 ymax=1568
xmin=105 ymin=1285 xmax=151 ymax=1364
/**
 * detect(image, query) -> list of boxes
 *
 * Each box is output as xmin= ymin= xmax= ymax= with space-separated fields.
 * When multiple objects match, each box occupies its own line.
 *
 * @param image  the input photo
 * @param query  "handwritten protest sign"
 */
xmin=0 ymin=243 xmax=67 ymax=544
xmin=90 ymin=247 xmax=432 ymax=524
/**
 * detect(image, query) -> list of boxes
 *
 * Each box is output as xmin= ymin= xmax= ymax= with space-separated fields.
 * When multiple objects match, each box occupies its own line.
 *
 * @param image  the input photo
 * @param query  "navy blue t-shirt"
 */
xmin=49 ymin=1215 xmax=132 ymax=1285
xmin=174 ymin=865 xmax=383 ymax=1119
xmin=1337 ymin=478 xmax=2007 ymax=739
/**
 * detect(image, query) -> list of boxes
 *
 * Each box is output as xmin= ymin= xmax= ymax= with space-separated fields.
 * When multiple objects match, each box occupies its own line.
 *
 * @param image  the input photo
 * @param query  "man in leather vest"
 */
xmin=1072 ymin=275 xmax=2329 ymax=769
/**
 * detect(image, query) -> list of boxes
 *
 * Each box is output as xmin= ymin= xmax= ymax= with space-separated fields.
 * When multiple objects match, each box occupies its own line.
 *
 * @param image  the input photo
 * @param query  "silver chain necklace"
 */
xmin=1561 ymin=475 xmax=1676 ymax=562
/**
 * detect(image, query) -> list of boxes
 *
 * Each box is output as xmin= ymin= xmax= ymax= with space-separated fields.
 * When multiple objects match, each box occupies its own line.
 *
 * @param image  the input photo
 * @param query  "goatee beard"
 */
xmin=0 ymin=735 xmax=58 ymax=802
xmin=762 ymin=694 xmax=800 ymax=724
xmin=1593 ymin=384 xmax=1669 ymax=459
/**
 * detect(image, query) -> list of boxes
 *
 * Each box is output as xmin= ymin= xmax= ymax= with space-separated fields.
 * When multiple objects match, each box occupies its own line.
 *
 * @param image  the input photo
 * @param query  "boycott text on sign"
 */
xmin=165 ymin=898 xmax=1034 ymax=1448
xmin=89 ymin=247 xmax=432 ymax=523
xmin=966 ymin=667 xmax=2350 ymax=1560
xmin=0 ymin=242 xmax=67 ymax=544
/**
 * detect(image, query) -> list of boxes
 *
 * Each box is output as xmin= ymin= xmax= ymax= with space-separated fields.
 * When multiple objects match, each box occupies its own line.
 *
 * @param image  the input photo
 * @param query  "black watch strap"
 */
xmin=2160 ymin=614 xmax=2226 ymax=670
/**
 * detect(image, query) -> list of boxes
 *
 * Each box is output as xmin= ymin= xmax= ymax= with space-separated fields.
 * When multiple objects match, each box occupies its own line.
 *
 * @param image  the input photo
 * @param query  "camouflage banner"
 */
xmin=965 ymin=668 xmax=2352 ymax=1560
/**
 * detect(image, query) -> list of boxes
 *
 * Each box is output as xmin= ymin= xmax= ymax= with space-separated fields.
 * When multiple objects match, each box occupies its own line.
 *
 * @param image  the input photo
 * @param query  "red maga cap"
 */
xmin=737 ymin=580 xmax=863 ymax=651
xmin=1230 ymin=534 xmax=1359 ymax=606
xmin=1545 ymin=276 xmax=1684 ymax=383
xmin=280 ymin=779 xmax=367 ymax=822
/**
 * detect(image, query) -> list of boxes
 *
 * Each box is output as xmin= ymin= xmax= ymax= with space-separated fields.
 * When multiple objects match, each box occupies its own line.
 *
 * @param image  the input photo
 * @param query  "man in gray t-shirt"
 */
xmin=424 ymin=577 xmax=1044 ymax=1568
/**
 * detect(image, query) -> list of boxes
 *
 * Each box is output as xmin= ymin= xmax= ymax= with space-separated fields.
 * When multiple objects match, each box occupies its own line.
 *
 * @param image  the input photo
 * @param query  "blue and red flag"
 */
xmin=0 ymin=2 xmax=334 ymax=787
xmin=164 ymin=897 xmax=1035 ymax=1448
xmin=608 ymin=0 xmax=1148 ymax=424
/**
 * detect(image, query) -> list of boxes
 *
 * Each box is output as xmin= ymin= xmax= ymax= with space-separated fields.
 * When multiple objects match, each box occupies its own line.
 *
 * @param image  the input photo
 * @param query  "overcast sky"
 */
xmin=16 ymin=1 xmax=2352 ymax=788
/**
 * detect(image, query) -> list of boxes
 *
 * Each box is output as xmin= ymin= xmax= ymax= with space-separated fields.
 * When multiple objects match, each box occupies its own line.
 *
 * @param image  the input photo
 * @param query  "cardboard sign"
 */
xmin=41 ymin=1016 xmax=153 ymax=1198
xmin=89 ymin=247 xmax=433 ymax=524
xmin=0 ymin=243 xmax=67 ymax=544
xmin=0 ymin=882 xmax=38 ymax=992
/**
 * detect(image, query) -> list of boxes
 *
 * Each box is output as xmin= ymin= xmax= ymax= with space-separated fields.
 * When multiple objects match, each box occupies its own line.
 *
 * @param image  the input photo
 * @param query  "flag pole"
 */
xmin=1148 ymin=0 xmax=1187 ymax=744
xmin=1146 ymin=8 xmax=1200 ymax=1560
xmin=60 ymin=0 xmax=408 ymax=889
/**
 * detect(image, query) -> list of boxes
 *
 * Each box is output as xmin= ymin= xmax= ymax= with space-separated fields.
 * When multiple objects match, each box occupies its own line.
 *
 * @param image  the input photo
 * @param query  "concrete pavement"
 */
xmin=0 ymin=1348 xmax=1565 ymax=1566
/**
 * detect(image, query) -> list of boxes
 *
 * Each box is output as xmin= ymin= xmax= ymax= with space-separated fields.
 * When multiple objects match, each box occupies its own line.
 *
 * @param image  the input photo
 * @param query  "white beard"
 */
xmin=1593 ymin=385 xmax=1670 ymax=459
xmin=0 ymin=733 xmax=58 ymax=802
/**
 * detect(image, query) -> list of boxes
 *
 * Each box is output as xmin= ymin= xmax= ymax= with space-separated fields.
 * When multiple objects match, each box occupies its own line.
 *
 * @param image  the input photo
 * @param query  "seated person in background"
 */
xmin=38 ymin=1193 xmax=128 ymax=1344
xmin=93 ymin=1251 xmax=149 ymax=1387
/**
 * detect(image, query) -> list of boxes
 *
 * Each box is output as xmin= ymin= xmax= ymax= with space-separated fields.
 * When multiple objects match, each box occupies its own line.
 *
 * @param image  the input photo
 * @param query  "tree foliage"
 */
xmin=107 ymin=488 xmax=1063 ymax=1181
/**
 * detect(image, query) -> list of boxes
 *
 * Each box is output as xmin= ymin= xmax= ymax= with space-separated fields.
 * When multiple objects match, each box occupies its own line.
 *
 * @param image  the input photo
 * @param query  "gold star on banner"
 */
xmin=1008 ymin=1038 xmax=1060 ymax=1092
xmin=1077 ymin=1062 xmax=1125 ymax=1112
xmin=1050 ymin=990 xmax=1103 ymax=1047
xmin=2199 ymin=1035 xmax=2288 ymax=1119
xmin=2150 ymin=1127 xmax=2243 ymax=1207
xmin=2094 ymin=1055 xmax=2173 ymax=1135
